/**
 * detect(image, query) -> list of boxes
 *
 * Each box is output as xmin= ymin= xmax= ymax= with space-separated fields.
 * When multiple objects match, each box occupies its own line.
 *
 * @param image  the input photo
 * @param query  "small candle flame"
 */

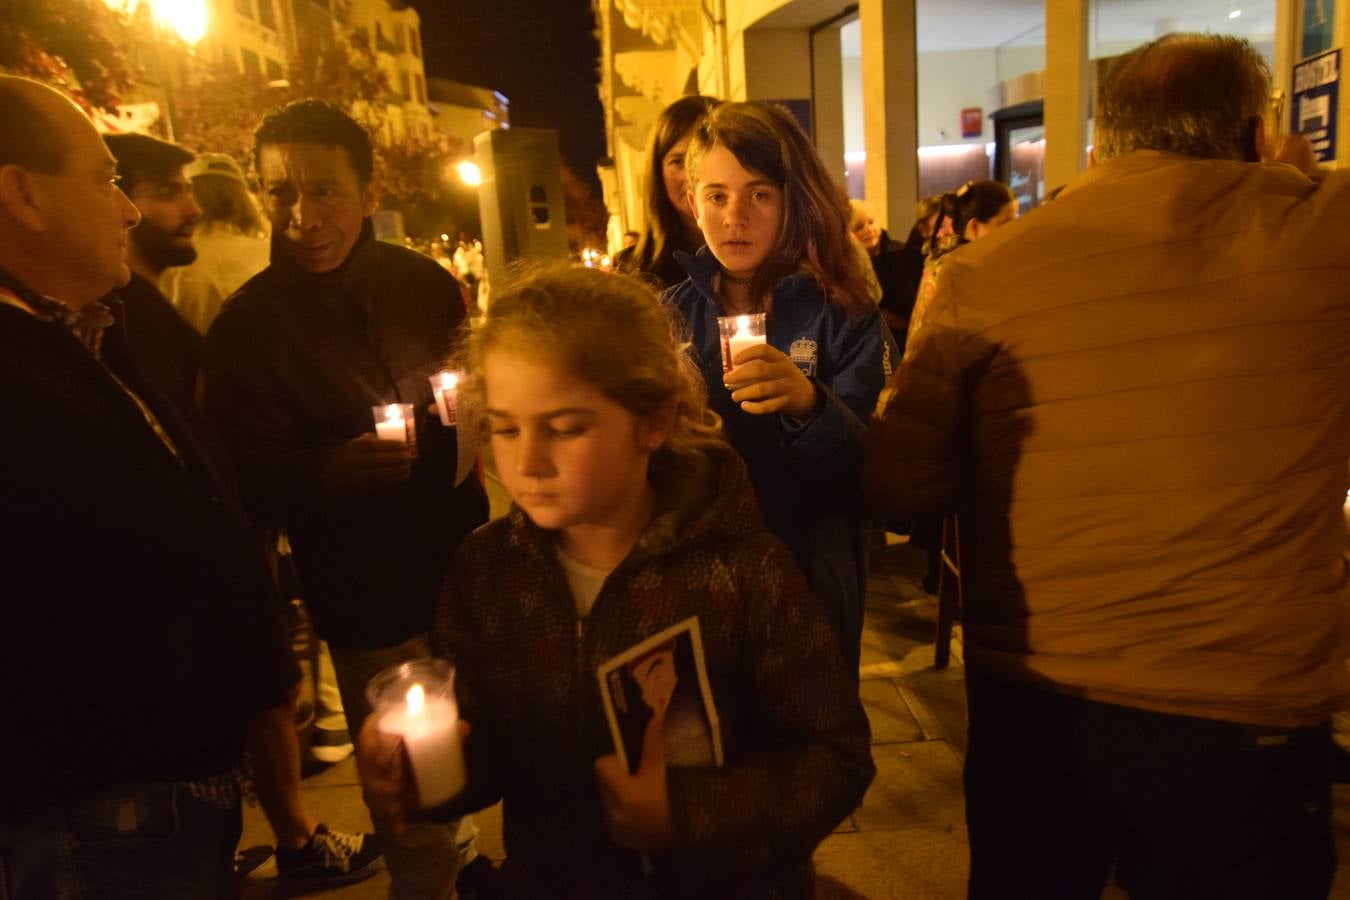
xmin=407 ymin=683 xmax=425 ymax=716
xmin=385 ymin=404 xmax=402 ymax=422
xmin=440 ymin=372 xmax=458 ymax=391
xmin=735 ymin=314 xmax=750 ymax=336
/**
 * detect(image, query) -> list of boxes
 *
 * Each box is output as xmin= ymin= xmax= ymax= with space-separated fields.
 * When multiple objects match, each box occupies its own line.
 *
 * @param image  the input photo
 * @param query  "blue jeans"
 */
xmin=0 ymin=780 xmax=241 ymax=899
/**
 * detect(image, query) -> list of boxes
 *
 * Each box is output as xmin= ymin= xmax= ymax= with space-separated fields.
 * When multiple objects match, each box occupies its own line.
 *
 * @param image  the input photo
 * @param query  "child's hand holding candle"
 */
xmin=364 ymin=659 xmax=469 ymax=815
xmin=715 ymin=314 xmax=816 ymax=419
xmin=717 ymin=313 xmax=767 ymax=375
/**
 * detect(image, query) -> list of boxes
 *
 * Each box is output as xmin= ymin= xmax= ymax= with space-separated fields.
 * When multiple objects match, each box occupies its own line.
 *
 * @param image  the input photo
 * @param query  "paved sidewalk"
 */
xmin=239 ymin=539 xmax=1350 ymax=898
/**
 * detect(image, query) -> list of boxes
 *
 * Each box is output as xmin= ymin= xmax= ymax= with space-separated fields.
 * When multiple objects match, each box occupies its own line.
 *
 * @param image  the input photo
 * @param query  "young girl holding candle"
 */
xmin=665 ymin=101 xmax=899 ymax=671
xmin=356 ymin=264 xmax=873 ymax=899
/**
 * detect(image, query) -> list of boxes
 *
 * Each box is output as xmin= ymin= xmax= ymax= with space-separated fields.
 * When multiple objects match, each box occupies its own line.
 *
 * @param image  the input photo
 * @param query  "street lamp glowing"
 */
xmin=457 ymin=160 xmax=482 ymax=187
xmin=105 ymin=0 xmax=208 ymax=43
xmin=153 ymin=0 xmax=208 ymax=44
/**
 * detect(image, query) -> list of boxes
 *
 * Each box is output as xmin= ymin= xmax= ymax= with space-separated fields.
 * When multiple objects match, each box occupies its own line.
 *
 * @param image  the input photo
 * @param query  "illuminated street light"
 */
xmin=152 ymin=0 xmax=208 ymax=44
xmin=457 ymin=160 xmax=483 ymax=187
xmin=106 ymin=0 xmax=209 ymax=44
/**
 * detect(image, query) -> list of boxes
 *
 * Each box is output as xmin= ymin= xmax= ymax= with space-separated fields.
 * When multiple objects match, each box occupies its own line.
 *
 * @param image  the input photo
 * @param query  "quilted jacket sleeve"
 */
xmin=665 ymin=535 xmax=875 ymax=875
xmin=864 ymin=265 xmax=985 ymax=519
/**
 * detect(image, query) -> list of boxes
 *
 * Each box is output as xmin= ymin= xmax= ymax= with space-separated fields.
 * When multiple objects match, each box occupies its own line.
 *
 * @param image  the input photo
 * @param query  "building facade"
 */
xmin=426 ymin=77 xmax=510 ymax=151
xmin=345 ymin=0 xmax=433 ymax=143
xmin=596 ymin=0 xmax=1343 ymax=250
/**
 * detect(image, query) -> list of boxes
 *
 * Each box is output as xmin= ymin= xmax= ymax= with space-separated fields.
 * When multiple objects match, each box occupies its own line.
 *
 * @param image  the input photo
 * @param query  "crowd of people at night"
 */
xmin=3 ymin=28 xmax=1350 ymax=900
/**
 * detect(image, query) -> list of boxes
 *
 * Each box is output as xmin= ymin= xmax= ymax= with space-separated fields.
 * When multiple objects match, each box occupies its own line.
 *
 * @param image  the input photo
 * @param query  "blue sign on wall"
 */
xmin=1293 ymin=49 xmax=1340 ymax=162
xmin=1303 ymin=0 xmax=1335 ymax=59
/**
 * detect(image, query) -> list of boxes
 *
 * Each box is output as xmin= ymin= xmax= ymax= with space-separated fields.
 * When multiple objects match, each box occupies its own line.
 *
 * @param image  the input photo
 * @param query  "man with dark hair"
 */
xmin=868 ymin=34 xmax=1350 ymax=898
xmin=104 ymin=130 xmax=383 ymax=890
xmin=0 ymin=75 xmax=297 ymax=898
xmin=202 ymin=98 xmax=489 ymax=897
xmin=103 ymin=132 xmax=204 ymax=398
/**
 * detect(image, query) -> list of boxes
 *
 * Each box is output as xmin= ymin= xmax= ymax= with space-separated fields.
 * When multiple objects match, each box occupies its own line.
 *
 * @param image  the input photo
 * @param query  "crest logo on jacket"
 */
xmin=789 ymin=337 xmax=818 ymax=377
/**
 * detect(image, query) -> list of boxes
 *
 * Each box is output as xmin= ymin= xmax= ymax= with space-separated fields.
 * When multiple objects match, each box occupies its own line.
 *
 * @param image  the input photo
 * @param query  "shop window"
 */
xmin=258 ymin=0 xmax=277 ymax=31
xmin=242 ymin=48 xmax=262 ymax=81
xmin=415 ymin=73 xmax=425 ymax=104
xmin=400 ymin=70 xmax=411 ymax=101
xmin=266 ymin=58 xmax=284 ymax=81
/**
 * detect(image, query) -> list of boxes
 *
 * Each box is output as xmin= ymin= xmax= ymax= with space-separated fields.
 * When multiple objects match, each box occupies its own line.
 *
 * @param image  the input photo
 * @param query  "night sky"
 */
xmin=410 ymin=0 xmax=607 ymax=190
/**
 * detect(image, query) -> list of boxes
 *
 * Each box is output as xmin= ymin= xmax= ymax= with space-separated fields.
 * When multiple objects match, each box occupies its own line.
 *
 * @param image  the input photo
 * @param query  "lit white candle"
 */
xmin=375 ymin=403 xmax=412 ymax=442
xmin=431 ymin=371 xmax=460 ymax=427
xmin=376 ymin=682 xmax=467 ymax=809
xmin=727 ymin=314 xmax=766 ymax=369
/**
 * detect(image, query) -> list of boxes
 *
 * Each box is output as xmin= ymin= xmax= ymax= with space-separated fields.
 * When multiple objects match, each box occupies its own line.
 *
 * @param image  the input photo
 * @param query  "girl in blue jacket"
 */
xmin=666 ymin=101 xmax=898 ymax=671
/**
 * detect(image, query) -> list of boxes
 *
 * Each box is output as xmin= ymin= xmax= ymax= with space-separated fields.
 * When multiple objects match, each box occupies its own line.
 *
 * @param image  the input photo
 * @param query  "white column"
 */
xmin=1044 ymin=0 xmax=1089 ymax=189
xmin=859 ymin=0 xmax=918 ymax=233
xmin=812 ymin=25 xmax=847 ymax=191
xmin=1334 ymin=0 xmax=1350 ymax=165
xmin=1272 ymin=0 xmax=1299 ymax=135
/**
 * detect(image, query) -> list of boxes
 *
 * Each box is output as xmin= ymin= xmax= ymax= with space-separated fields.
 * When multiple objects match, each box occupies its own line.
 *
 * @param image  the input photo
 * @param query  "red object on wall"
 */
xmin=961 ymin=107 xmax=984 ymax=139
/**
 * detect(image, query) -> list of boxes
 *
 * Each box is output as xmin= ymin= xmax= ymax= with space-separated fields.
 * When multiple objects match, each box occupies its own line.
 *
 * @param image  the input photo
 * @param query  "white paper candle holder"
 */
xmin=717 ymin=312 xmax=767 ymax=375
xmin=430 ymin=371 xmax=462 ymax=427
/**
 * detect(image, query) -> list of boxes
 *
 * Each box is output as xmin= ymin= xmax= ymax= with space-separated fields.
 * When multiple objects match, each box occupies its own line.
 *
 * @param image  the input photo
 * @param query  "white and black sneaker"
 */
xmin=275 ymin=824 xmax=383 ymax=889
xmin=308 ymin=725 xmax=355 ymax=765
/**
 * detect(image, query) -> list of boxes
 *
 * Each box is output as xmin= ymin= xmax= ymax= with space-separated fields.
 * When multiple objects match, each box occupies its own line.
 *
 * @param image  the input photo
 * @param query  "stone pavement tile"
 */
xmin=901 ymin=667 xmax=969 ymax=760
xmin=853 ymin=742 xmax=965 ymax=834
xmin=298 ymin=754 xmax=362 ymax=789
xmin=814 ymin=824 xmax=969 ymax=899
xmin=859 ymin=626 xmax=904 ymax=669
xmin=859 ymin=679 xmax=924 ymax=744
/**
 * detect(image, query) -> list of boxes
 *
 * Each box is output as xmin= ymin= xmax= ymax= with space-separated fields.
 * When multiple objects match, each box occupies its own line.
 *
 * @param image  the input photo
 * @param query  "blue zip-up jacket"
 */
xmin=666 ymin=248 xmax=898 ymax=668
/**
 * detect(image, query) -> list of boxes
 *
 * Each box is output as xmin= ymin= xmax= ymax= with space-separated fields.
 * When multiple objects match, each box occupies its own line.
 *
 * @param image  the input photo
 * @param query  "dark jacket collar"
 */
xmin=673 ymin=245 xmax=817 ymax=310
xmin=269 ymin=218 xmax=380 ymax=303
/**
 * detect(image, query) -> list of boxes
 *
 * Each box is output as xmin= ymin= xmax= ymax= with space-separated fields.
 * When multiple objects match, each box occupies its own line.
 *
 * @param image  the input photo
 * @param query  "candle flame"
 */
xmin=407 ymin=683 xmax=425 ymax=716
xmin=736 ymin=315 xmax=750 ymax=335
xmin=441 ymin=372 xmax=458 ymax=391
xmin=385 ymin=404 xmax=402 ymax=422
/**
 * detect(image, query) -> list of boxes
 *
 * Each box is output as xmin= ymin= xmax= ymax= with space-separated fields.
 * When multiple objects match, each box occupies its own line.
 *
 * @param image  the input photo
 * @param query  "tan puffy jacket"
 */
xmin=866 ymin=151 xmax=1350 ymax=727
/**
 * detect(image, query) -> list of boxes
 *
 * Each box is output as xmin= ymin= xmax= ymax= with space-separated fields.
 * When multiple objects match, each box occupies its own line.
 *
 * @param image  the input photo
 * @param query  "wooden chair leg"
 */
xmin=934 ymin=515 xmax=962 ymax=670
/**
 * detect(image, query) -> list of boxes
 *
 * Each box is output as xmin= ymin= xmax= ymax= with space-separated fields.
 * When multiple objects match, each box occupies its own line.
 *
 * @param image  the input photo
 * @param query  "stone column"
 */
xmin=812 ymin=25 xmax=847 ymax=191
xmin=859 ymin=0 xmax=918 ymax=233
xmin=1044 ymin=0 xmax=1088 ymax=189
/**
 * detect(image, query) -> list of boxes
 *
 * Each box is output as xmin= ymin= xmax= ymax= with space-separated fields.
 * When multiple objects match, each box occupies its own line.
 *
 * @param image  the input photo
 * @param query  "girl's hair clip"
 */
xmin=955 ymin=181 xmax=973 ymax=198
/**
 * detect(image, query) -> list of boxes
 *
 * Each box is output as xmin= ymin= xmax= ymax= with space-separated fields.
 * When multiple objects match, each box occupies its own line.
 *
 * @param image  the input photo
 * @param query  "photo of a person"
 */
xmin=602 ymin=620 xmax=721 ymax=774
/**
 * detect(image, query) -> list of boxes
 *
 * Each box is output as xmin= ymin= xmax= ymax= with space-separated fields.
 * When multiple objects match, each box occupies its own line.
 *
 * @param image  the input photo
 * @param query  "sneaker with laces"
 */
xmin=275 ymin=824 xmax=383 ymax=889
xmin=309 ymin=725 xmax=355 ymax=764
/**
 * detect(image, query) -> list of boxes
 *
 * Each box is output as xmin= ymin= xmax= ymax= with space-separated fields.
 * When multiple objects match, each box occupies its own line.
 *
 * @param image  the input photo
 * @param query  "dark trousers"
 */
xmin=964 ymin=670 xmax=1335 ymax=900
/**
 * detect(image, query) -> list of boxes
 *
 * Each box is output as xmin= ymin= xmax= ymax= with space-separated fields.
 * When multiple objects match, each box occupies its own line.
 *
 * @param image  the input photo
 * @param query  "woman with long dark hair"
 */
xmin=616 ymin=95 xmax=721 ymax=289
